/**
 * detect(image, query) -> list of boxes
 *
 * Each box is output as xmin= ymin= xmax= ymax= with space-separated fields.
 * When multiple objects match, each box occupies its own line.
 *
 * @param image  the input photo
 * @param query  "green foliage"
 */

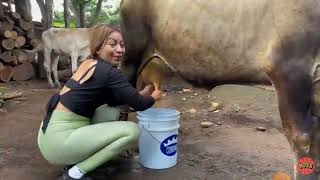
xmin=86 ymin=0 xmax=121 ymax=27
xmin=52 ymin=10 xmax=80 ymax=28
xmin=63 ymin=0 xmax=121 ymax=27
xmin=108 ymin=13 xmax=120 ymax=27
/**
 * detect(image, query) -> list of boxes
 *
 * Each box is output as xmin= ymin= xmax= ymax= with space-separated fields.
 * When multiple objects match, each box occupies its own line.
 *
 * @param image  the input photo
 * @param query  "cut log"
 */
xmin=14 ymin=36 xmax=26 ymax=48
xmin=5 ymin=16 xmax=15 ymax=26
xmin=0 ymin=4 xmax=5 ymax=20
xmin=0 ymin=51 xmax=12 ymax=62
xmin=11 ymin=30 xmax=18 ymax=39
xmin=3 ymin=30 xmax=17 ymax=39
xmin=0 ymin=51 xmax=17 ymax=65
xmin=0 ymin=21 xmax=13 ymax=34
xmin=12 ymin=62 xmax=34 ymax=81
xmin=0 ymin=61 xmax=4 ymax=72
xmin=19 ymin=19 xmax=32 ymax=31
xmin=30 ymin=38 xmax=41 ymax=49
xmin=12 ymin=49 xmax=28 ymax=64
xmin=0 ymin=65 xmax=13 ymax=82
xmin=2 ymin=91 xmax=23 ymax=100
xmin=11 ymin=12 xmax=21 ymax=22
xmin=26 ymin=31 xmax=34 ymax=39
xmin=58 ymin=69 xmax=72 ymax=82
xmin=23 ymin=49 xmax=37 ymax=63
xmin=2 ymin=38 xmax=15 ymax=50
xmin=13 ymin=26 xmax=25 ymax=36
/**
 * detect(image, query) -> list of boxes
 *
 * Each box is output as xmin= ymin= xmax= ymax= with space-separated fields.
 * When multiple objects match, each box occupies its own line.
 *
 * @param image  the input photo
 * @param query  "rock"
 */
xmin=182 ymin=97 xmax=187 ymax=101
xmin=200 ymin=121 xmax=214 ymax=128
xmin=189 ymin=108 xmax=197 ymax=113
xmin=216 ymin=121 xmax=223 ymax=125
xmin=256 ymin=126 xmax=267 ymax=131
xmin=171 ymin=86 xmax=184 ymax=91
xmin=0 ymin=108 xmax=8 ymax=113
xmin=183 ymin=88 xmax=192 ymax=92
xmin=207 ymin=95 xmax=216 ymax=101
xmin=194 ymin=93 xmax=198 ymax=96
xmin=0 ymin=99 xmax=4 ymax=108
xmin=232 ymin=104 xmax=241 ymax=112
xmin=208 ymin=102 xmax=221 ymax=112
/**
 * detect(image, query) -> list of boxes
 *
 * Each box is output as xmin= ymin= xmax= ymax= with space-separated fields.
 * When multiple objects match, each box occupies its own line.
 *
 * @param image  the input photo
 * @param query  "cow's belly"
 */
xmin=154 ymin=48 xmax=270 ymax=84
xmin=150 ymin=0 xmax=275 ymax=84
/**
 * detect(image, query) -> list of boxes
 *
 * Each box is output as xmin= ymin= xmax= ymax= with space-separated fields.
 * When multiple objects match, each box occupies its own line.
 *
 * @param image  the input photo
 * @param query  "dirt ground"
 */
xmin=0 ymin=77 xmax=295 ymax=180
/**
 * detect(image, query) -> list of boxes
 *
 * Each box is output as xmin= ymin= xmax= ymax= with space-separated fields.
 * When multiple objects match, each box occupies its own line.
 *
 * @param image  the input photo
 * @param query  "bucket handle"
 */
xmin=141 ymin=125 xmax=162 ymax=144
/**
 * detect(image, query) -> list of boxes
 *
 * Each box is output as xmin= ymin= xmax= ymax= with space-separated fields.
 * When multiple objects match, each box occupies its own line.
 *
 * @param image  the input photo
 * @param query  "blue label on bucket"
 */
xmin=160 ymin=134 xmax=178 ymax=156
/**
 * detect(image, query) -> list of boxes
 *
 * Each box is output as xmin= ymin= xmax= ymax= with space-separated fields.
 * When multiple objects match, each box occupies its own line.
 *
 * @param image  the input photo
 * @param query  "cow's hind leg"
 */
xmin=51 ymin=54 xmax=61 ymax=88
xmin=43 ymin=47 xmax=54 ymax=88
xmin=267 ymin=60 xmax=318 ymax=180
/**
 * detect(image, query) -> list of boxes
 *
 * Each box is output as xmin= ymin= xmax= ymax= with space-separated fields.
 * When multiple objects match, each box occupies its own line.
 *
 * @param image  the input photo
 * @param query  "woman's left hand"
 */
xmin=139 ymin=84 xmax=155 ymax=96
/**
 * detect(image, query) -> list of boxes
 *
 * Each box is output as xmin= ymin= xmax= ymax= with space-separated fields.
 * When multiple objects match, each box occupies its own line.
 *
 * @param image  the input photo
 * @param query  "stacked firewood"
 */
xmin=0 ymin=0 xmax=40 ymax=82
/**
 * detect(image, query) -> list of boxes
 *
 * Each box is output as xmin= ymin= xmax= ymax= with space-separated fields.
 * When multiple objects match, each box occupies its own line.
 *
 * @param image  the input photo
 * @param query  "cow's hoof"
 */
xmin=55 ymin=83 xmax=62 ymax=89
xmin=48 ymin=83 xmax=55 ymax=89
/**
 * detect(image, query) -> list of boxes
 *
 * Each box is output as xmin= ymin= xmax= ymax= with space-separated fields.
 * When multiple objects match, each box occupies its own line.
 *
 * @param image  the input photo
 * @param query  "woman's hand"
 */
xmin=139 ymin=84 xmax=155 ymax=96
xmin=151 ymin=89 xmax=162 ymax=101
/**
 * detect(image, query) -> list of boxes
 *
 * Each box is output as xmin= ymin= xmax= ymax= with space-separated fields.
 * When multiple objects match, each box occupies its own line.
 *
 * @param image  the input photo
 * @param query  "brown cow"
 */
xmin=119 ymin=0 xmax=320 ymax=179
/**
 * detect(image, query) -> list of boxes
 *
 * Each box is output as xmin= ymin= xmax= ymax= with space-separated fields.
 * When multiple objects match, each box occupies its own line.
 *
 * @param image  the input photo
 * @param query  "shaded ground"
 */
xmin=0 ymin=78 xmax=294 ymax=180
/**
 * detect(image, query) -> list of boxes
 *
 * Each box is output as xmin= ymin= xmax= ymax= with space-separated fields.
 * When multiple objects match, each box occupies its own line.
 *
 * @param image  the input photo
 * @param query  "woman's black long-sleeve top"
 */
xmin=58 ymin=58 xmax=155 ymax=118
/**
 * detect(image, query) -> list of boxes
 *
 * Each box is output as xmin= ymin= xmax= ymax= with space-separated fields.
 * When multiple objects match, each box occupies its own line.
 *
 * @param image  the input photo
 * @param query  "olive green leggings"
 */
xmin=37 ymin=105 xmax=140 ymax=173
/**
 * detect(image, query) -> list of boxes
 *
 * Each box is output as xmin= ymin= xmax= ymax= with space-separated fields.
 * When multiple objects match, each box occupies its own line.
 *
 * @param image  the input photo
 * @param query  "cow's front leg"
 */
xmin=71 ymin=53 xmax=79 ymax=74
xmin=51 ymin=54 xmax=61 ymax=88
xmin=267 ymin=62 xmax=318 ymax=180
xmin=43 ymin=47 xmax=54 ymax=88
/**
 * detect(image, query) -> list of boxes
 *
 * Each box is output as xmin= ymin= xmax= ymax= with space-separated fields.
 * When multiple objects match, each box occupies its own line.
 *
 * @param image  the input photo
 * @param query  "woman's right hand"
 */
xmin=151 ymin=90 xmax=162 ymax=101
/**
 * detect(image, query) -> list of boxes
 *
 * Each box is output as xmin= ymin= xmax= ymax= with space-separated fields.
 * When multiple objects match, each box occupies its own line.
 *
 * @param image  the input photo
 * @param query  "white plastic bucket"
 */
xmin=137 ymin=108 xmax=180 ymax=169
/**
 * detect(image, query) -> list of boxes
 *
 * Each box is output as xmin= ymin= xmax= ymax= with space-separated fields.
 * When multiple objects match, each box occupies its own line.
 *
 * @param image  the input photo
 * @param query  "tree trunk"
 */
xmin=64 ymin=0 xmax=71 ymax=28
xmin=0 ymin=3 xmax=5 ymax=20
xmin=45 ymin=0 xmax=53 ymax=29
xmin=14 ymin=0 xmax=32 ymax=21
xmin=35 ymin=0 xmax=47 ymax=28
xmin=79 ymin=2 xmax=85 ymax=27
xmin=35 ymin=0 xmax=53 ymax=30
xmin=70 ymin=0 xmax=80 ymax=27
xmin=88 ymin=0 xmax=103 ymax=27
